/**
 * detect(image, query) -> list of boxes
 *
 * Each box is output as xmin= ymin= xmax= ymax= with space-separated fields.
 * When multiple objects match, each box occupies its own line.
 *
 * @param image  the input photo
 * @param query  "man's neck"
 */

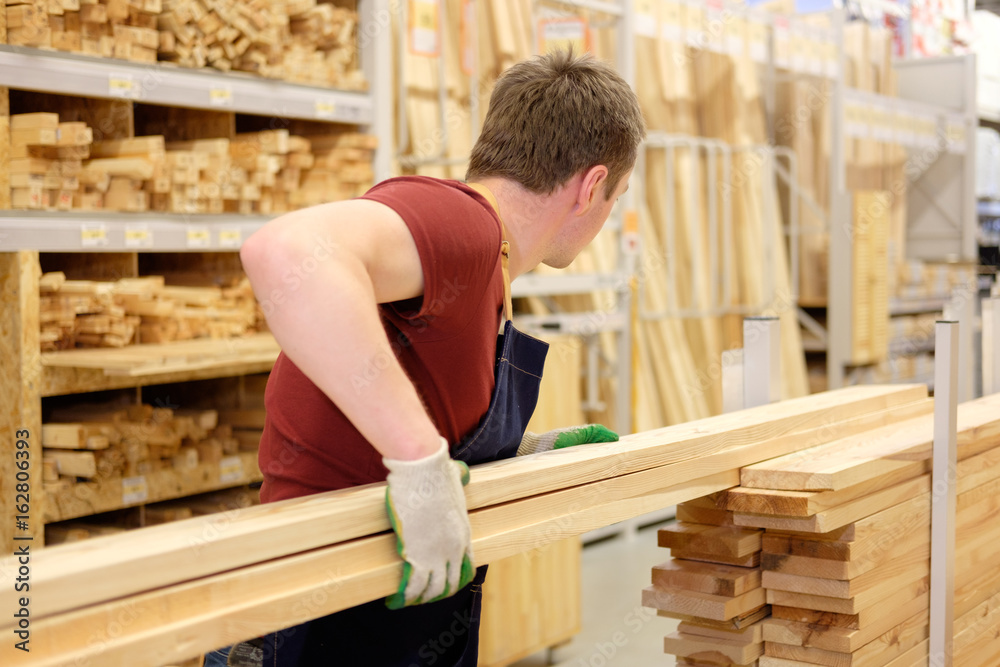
xmin=468 ymin=177 xmax=571 ymax=279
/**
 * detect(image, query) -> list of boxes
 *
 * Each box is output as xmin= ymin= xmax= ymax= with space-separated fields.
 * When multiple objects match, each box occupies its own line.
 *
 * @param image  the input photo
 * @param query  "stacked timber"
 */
xmin=158 ymin=0 xmax=364 ymax=88
xmin=644 ymin=494 xmax=767 ymax=667
xmin=8 ymin=120 xmax=376 ymax=213
xmin=38 ymin=272 xmax=264 ymax=350
xmin=41 ymin=403 xmax=240 ymax=492
xmin=8 ymin=113 xmax=91 ymax=211
xmin=291 ymin=132 xmax=378 ymax=208
xmin=723 ymin=392 xmax=1000 ymax=665
xmin=0 ymin=384 xmax=932 ymax=666
xmin=3 ymin=0 xmax=365 ymax=88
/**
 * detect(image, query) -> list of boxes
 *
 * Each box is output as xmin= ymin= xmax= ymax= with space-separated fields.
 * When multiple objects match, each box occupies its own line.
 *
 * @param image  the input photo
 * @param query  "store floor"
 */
xmin=510 ymin=521 xmax=679 ymax=667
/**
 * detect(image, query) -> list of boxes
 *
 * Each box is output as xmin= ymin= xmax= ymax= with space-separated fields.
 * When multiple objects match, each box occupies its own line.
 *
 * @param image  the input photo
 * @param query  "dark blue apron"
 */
xmin=208 ymin=184 xmax=548 ymax=667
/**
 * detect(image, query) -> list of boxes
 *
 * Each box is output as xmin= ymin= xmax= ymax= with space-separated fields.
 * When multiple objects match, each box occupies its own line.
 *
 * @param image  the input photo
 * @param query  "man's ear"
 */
xmin=575 ymin=165 xmax=609 ymax=215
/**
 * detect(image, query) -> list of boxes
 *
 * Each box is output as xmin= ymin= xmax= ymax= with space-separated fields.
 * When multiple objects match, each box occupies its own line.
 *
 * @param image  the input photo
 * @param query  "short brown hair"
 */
xmin=466 ymin=50 xmax=645 ymax=199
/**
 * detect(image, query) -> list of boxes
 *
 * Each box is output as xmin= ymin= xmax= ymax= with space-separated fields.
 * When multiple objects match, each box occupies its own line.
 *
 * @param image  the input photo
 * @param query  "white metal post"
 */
xmin=931 ymin=321 xmax=959 ymax=667
xmin=944 ymin=288 xmax=976 ymax=402
xmin=984 ymin=298 xmax=1000 ymax=395
xmin=743 ymin=317 xmax=781 ymax=409
xmin=722 ymin=348 xmax=745 ymax=413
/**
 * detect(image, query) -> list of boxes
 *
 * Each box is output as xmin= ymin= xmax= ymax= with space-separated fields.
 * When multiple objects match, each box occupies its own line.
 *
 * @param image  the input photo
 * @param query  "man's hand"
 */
xmin=384 ymin=438 xmax=475 ymax=609
xmin=516 ymin=424 xmax=619 ymax=456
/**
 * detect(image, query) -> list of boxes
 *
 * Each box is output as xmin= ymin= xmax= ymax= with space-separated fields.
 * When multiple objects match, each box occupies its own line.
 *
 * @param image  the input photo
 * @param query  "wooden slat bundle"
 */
xmin=0 ymin=385 xmax=927 ymax=666
xmin=644 ymin=493 xmax=768 ymax=667
xmin=38 ymin=271 xmax=264 ymax=350
xmin=708 ymin=392 xmax=1000 ymax=666
xmin=4 ymin=0 xmax=365 ymax=88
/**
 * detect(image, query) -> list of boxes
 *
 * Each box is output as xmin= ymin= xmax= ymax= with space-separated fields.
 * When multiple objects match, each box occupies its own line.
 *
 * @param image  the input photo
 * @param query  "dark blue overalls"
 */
xmin=208 ymin=184 xmax=549 ymax=666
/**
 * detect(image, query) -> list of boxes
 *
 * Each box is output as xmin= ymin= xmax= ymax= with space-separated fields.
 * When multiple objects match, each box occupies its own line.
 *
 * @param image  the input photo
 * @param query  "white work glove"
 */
xmin=516 ymin=424 xmax=619 ymax=456
xmin=384 ymin=438 xmax=475 ymax=609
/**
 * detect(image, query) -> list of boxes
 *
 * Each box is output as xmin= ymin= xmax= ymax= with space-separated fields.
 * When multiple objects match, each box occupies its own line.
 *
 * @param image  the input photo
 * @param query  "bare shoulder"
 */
xmin=244 ymin=198 xmax=424 ymax=304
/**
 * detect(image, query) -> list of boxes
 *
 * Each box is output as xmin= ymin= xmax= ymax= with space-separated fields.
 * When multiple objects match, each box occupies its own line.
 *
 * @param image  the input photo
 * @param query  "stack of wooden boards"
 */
xmin=8 ymin=112 xmax=93 ymax=210
xmin=38 ymin=272 xmax=264 ymax=350
xmin=4 ymin=0 xmax=366 ymax=88
xmin=646 ymin=390 xmax=1000 ymax=666
xmin=644 ymin=497 xmax=768 ymax=666
xmin=41 ymin=402 xmax=255 ymax=486
xmin=8 ymin=114 xmax=378 ymax=214
xmin=0 ymin=384 xmax=932 ymax=666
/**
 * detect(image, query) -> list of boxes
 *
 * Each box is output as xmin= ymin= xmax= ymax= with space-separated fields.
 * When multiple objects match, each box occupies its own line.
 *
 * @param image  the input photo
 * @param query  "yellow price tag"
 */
xmin=187 ymin=227 xmax=211 ymax=248
xmin=80 ymin=224 xmax=108 ymax=248
xmin=209 ymin=86 xmax=233 ymax=107
xmin=314 ymin=99 xmax=337 ymax=119
xmin=218 ymin=228 xmax=242 ymax=248
xmin=219 ymin=456 xmax=244 ymax=484
xmin=122 ymin=476 xmax=149 ymax=505
xmin=634 ymin=0 xmax=658 ymax=37
xmin=124 ymin=226 xmax=153 ymax=248
xmin=108 ymin=74 xmax=137 ymax=99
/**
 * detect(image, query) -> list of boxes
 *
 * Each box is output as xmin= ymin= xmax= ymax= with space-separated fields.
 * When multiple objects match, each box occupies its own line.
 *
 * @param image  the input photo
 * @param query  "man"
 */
xmin=209 ymin=49 xmax=645 ymax=666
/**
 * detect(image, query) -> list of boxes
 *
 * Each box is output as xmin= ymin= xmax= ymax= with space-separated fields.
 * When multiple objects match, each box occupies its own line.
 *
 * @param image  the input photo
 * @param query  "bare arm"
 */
xmin=240 ymin=199 xmax=442 ymax=461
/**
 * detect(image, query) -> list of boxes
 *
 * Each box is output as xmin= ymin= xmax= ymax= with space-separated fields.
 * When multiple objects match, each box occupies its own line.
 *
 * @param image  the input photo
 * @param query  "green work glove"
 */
xmin=516 ymin=424 xmax=619 ymax=456
xmin=384 ymin=438 xmax=475 ymax=609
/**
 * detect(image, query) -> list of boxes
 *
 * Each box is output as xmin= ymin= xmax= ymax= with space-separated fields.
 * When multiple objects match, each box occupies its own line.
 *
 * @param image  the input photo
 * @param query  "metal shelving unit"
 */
xmin=0 ymin=46 xmax=373 ymax=124
xmin=0 ymin=0 xmax=392 ymax=552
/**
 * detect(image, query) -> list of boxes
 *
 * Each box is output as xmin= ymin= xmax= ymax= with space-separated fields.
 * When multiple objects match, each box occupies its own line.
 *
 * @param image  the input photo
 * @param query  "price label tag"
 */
xmin=124 ymin=224 xmax=153 ymax=249
xmin=122 ymin=476 xmax=149 ymax=505
xmin=219 ymin=456 xmax=244 ymax=484
xmin=314 ymin=99 xmax=337 ymax=120
xmin=790 ymin=26 xmax=807 ymax=73
xmin=108 ymin=73 xmax=138 ymax=99
xmin=634 ymin=0 xmax=658 ymax=37
xmin=683 ymin=1 xmax=704 ymax=48
xmin=748 ymin=17 xmax=768 ymax=63
xmin=186 ymin=227 xmax=211 ymax=249
xmin=824 ymin=36 xmax=839 ymax=78
xmin=409 ymin=0 xmax=441 ymax=56
xmin=661 ymin=1 xmax=683 ymax=43
xmin=80 ymin=224 xmax=108 ymax=248
xmin=726 ymin=16 xmax=746 ymax=57
xmin=539 ymin=17 xmax=589 ymax=55
xmin=209 ymin=86 xmax=233 ymax=108
xmin=218 ymin=228 xmax=242 ymax=248
xmin=773 ymin=17 xmax=791 ymax=69
xmin=845 ymin=103 xmax=867 ymax=139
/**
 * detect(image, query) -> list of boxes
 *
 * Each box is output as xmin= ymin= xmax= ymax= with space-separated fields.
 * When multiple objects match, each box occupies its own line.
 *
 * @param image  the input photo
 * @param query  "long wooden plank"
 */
xmin=653 ymin=559 xmax=762 ymax=597
xmin=762 ymin=609 xmax=929 ymax=667
xmin=760 ymin=493 xmax=930 ymax=562
xmin=658 ymin=523 xmax=763 ymax=558
xmin=742 ymin=393 xmax=1000 ymax=491
xmin=770 ymin=577 xmax=930 ymax=631
xmin=762 ymin=592 xmax=928 ymax=653
xmin=762 ymin=539 xmax=929 ymax=600
xmin=735 ymin=475 xmax=931 ymax=533
xmin=643 ymin=585 xmax=767 ymax=622
xmin=1 ymin=386 xmax=926 ymax=623
xmin=726 ymin=456 xmax=929 ymax=517
xmin=1 ymin=471 xmax=736 ymax=667
xmin=761 ymin=517 xmax=929 ymax=580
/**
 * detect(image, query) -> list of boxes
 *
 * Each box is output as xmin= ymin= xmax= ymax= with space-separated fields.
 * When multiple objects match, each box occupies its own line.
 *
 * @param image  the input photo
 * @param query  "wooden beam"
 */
xmin=1 ymin=385 xmax=926 ymax=623
xmin=2 ymin=470 xmax=737 ymax=667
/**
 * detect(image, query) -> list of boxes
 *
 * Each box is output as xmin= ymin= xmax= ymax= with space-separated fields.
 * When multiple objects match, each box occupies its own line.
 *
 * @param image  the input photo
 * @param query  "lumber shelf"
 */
xmin=41 ymin=333 xmax=279 ymax=396
xmin=0 ymin=46 xmax=371 ymax=124
xmin=44 ymin=451 xmax=261 ymax=523
xmin=0 ymin=211 xmax=272 ymax=252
